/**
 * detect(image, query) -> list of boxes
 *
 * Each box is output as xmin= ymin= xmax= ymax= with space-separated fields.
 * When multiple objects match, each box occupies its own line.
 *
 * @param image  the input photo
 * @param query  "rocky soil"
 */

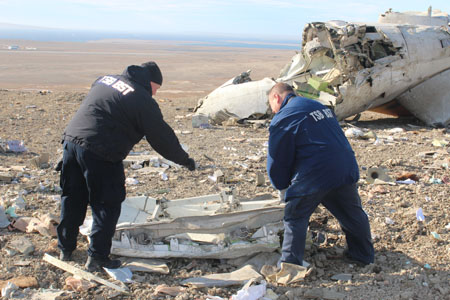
xmin=0 ymin=89 xmax=449 ymax=300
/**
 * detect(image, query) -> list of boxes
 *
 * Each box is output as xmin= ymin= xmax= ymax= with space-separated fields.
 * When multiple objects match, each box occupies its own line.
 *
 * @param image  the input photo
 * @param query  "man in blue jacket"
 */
xmin=267 ymin=82 xmax=374 ymax=267
xmin=58 ymin=61 xmax=196 ymax=271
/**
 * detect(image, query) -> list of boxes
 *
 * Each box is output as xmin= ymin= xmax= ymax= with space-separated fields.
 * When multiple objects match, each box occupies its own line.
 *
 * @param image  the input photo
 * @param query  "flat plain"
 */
xmin=0 ymin=39 xmax=449 ymax=300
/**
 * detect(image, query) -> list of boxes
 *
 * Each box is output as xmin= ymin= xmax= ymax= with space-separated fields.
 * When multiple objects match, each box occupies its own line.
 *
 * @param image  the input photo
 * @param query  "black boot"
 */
xmin=59 ymin=250 xmax=73 ymax=261
xmin=343 ymin=249 xmax=369 ymax=267
xmin=85 ymin=256 xmax=121 ymax=272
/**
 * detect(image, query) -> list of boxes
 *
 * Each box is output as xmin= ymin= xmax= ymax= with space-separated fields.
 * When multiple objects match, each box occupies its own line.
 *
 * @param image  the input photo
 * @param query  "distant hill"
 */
xmin=0 ymin=22 xmax=119 ymax=42
xmin=0 ymin=22 xmax=299 ymax=49
xmin=0 ymin=22 xmax=50 ymax=30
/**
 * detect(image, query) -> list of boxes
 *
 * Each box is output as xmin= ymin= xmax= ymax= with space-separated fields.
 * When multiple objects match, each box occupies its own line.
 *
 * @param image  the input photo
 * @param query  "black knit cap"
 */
xmin=141 ymin=61 xmax=163 ymax=85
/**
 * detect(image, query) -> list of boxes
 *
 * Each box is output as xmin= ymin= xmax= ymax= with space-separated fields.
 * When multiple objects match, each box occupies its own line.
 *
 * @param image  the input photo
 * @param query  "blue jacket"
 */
xmin=267 ymin=93 xmax=359 ymax=198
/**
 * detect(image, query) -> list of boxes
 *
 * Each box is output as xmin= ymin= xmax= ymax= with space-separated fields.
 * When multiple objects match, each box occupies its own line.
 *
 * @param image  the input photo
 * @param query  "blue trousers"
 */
xmin=281 ymin=183 xmax=374 ymax=265
xmin=57 ymin=141 xmax=126 ymax=258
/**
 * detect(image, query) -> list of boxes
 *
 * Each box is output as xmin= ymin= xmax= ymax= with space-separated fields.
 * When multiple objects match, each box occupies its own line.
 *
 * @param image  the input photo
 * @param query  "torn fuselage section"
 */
xmin=193 ymin=75 xmax=276 ymax=125
xmin=279 ymin=19 xmax=450 ymax=126
xmin=109 ymin=191 xmax=284 ymax=259
xmin=279 ymin=21 xmax=403 ymax=112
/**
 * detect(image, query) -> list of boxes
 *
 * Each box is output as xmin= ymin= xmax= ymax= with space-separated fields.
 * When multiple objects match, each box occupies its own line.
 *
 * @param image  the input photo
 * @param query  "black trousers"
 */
xmin=281 ymin=183 xmax=374 ymax=265
xmin=57 ymin=141 xmax=126 ymax=258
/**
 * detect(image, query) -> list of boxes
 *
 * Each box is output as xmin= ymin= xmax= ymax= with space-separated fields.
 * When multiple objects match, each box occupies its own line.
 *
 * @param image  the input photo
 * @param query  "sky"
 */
xmin=0 ymin=0 xmax=449 ymax=40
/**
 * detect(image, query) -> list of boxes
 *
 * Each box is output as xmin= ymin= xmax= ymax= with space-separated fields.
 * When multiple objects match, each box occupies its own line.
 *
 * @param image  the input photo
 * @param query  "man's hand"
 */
xmin=55 ymin=159 xmax=63 ymax=172
xmin=184 ymin=158 xmax=196 ymax=171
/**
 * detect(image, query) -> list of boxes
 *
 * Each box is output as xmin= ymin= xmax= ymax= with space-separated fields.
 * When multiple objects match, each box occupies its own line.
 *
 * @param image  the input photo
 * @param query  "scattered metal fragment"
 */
xmin=181 ymin=265 xmax=262 ymax=288
xmin=102 ymin=191 xmax=284 ymax=259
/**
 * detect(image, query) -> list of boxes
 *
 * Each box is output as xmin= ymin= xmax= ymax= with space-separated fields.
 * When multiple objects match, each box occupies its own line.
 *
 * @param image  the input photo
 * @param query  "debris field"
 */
xmin=0 ymin=89 xmax=449 ymax=299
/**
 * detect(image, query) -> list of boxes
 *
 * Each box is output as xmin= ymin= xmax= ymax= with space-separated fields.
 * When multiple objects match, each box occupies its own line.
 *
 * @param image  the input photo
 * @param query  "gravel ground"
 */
xmin=0 ymin=90 xmax=449 ymax=300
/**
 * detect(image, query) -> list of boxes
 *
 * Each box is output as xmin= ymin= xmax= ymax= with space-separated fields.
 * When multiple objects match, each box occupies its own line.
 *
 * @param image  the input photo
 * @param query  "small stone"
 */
xmin=304 ymin=288 xmax=345 ymax=300
xmin=316 ymin=253 xmax=327 ymax=262
xmin=377 ymin=255 xmax=387 ymax=263
xmin=293 ymin=287 xmax=303 ymax=297
xmin=400 ymin=291 xmax=414 ymax=299
xmin=284 ymin=290 xmax=295 ymax=300
xmin=334 ymin=248 xmax=344 ymax=256
xmin=331 ymin=273 xmax=352 ymax=281
xmin=176 ymin=293 xmax=190 ymax=300
xmin=323 ymin=289 xmax=345 ymax=300
xmin=192 ymin=114 xmax=210 ymax=128
xmin=316 ymin=268 xmax=325 ymax=277
xmin=375 ymin=274 xmax=385 ymax=282
xmin=371 ymin=265 xmax=382 ymax=274
xmin=438 ymin=285 xmax=448 ymax=295
xmin=5 ymin=248 xmax=18 ymax=256
xmin=7 ymin=236 xmax=34 ymax=255
xmin=429 ymin=276 xmax=440 ymax=284
xmin=255 ymin=172 xmax=265 ymax=186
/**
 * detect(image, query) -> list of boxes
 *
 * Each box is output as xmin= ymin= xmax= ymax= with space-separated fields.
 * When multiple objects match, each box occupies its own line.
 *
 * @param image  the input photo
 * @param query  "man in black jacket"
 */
xmin=57 ymin=61 xmax=196 ymax=271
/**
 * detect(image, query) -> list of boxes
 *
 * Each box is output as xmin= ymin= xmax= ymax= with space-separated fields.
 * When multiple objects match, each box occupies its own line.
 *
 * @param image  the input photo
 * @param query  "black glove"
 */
xmin=184 ymin=158 xmax=196 ymax=171
xmin=55 ymin=159 xmax=63 ymax=172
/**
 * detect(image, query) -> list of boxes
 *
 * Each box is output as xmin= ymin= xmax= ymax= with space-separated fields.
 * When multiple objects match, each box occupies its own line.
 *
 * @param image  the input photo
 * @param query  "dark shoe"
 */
xmin=59 ymin=251 xmax=73 ymax=261
xmin=343 ymin=250 xmax=369 ymax=267
xmin=85 ymin=256 xmax=121 ymax=272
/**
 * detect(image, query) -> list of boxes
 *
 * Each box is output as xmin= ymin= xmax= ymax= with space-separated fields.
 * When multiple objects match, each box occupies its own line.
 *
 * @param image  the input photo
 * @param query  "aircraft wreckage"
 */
xmin=81 ymin=190 xmax=284 ymax=259
xmin=194 ymin=8 xmax=450 ymax=126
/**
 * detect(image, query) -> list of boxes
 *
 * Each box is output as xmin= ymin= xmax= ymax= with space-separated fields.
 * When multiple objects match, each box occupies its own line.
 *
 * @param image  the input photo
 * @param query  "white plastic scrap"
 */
xmin=385 ymin=217 xmax=395 ymax=225
xmin=246 ymin=155 xmax=262 ymax=162
xmin=39 ymin=182 xmax=47 ymax=191
xmin=387 ymin=128 xmax=405 ymax=133
xmin=231 ymin=280 xmax=267 ymax=300
xmin=235 ymin=162 xmax=249 ymax=169
xmin=159 ymin=172 xmax=169 ymax=181
xmin=223 ymin=146 xmax=237 ymax=151
xmin=344 ymin=128 xmax=364 ymax=138
xmin=150 ymin=157 xmax=161 ymax=167
xmin=430 ymin=232 xmax=442 ymax=240
xmin=396 ymin=179 xmax=416 ymax=184
xmin=104 ymin=267 xmax=134 ymax=283
xmin=6 ymin=140 xmax=27 ymax=153
xmin=125 ymin=178 xmax=139 ymax=185
xmin=79 ymin=217 xmax=93 ymax=236
xmin=208 ymin=175 xmax=218 ymax=183
xmin=13 ymin=192 xmax=26 ymax=210
xmin=130 ymin=163 xmax=143 ymax=170
xmin=416 ymin=208 xmax=425 ymax=222
xmin=1 ymin=282 xmax=18 ymax=298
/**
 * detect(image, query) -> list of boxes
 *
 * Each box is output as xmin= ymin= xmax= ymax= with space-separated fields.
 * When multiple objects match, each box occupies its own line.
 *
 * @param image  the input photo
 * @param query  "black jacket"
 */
xmin=62 ymin=65 xmax=190 ymax=165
